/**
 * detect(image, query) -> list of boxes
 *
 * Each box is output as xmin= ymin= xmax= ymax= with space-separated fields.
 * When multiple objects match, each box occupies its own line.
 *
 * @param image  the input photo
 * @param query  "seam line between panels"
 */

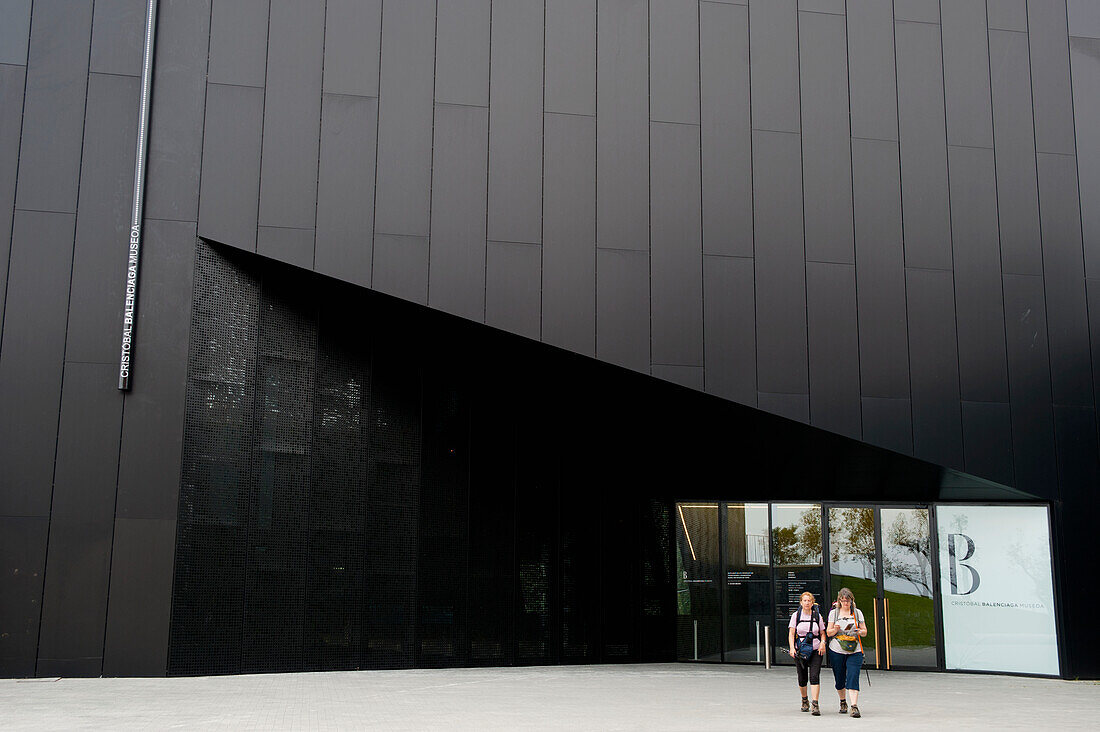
xmin=796 ymin=4 xmax=811 ymax=424
xmin=311 ymin=0 xmax=329 ymax=273
xmin=35 ymin=0 xmax=97 ymax=678
xmin=984 ymin=0 xmax=1020 ymax=488
xmin=368 ymin=1 xmax=384 ymax=289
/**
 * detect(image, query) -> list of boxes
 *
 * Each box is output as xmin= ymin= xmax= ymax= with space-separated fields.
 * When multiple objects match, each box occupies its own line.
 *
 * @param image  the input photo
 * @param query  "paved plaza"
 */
xmin=2 ymin=662 xmax=1096 ymax=730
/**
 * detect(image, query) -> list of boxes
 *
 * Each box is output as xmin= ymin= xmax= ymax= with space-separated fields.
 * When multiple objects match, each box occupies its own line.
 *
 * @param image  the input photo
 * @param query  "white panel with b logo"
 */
xmin=936 ymin=505 xmax=1059 ymax=676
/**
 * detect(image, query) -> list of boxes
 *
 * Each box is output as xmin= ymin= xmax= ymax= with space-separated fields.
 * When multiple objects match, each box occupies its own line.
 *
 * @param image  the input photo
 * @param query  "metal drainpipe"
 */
xmin=117 ymin=0 xmax=159 ymax=390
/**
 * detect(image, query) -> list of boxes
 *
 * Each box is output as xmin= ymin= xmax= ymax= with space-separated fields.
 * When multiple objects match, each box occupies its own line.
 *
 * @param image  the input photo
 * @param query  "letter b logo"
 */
xmin=947 ymin=533 xmax=980 ymax=595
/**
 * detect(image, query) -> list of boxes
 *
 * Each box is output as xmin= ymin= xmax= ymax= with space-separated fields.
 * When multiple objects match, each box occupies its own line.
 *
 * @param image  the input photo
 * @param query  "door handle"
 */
xmin=872 ymin=597 xmax=880 ymax=669
xmin=884 ymin=597 xmax=891 ymax=670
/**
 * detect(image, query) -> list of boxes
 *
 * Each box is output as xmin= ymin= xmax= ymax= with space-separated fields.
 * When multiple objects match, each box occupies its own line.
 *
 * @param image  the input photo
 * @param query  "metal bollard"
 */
xmin=764 ymin=625 xmax=771 ymax=669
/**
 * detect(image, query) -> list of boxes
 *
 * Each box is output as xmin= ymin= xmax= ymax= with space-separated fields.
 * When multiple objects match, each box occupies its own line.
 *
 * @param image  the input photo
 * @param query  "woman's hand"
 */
xmin=788 ymin=648 xmax=796 ymax=658
xmin=818 ymin=646 xmax=826 ymax=656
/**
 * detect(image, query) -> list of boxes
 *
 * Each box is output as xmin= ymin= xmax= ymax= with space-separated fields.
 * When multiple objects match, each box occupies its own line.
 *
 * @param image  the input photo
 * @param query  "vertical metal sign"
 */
xmin=118 ymin=0 xmax=159 ymax=390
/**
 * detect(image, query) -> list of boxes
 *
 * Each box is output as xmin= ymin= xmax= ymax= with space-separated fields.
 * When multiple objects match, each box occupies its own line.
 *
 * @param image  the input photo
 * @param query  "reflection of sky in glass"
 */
xmin=771 ymin=504 xmax=821 ymax=566
xmin=880 ymin=508 xmax=932 ymax=597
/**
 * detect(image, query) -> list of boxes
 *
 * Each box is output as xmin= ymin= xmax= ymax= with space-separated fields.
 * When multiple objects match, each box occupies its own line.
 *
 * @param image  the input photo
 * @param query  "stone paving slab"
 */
xmin=2 ymin=663 xmax=1097 ymax=730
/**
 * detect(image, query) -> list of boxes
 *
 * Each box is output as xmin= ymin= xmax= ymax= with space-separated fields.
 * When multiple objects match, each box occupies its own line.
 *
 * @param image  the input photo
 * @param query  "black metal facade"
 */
xmin=1 ymin=0 xmax=1099 ymax=679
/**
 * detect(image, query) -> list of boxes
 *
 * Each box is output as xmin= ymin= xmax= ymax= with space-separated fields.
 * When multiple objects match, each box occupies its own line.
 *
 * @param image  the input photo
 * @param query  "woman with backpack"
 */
xmin=787 ymin=591 xmax=827 ymax=715
xmin=826 ymin=587 xmax=867 ymax=718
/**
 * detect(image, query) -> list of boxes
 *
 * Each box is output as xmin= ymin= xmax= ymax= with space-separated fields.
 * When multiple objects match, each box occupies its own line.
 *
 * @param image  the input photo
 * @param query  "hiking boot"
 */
xmin=801 ymin=697 xmax=809 ymax=713
xmin=811 ymin=701 xmax=820 ymax=716
xmin=839 ymin=700 xmax=848 ymax=714
xmin=850 ymin=705 xmax=861 ymax=718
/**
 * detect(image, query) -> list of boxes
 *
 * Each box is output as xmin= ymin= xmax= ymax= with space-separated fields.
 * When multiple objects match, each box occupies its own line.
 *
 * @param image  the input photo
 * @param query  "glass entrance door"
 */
xmin=827 ymin=505 xmax=938 ymax=670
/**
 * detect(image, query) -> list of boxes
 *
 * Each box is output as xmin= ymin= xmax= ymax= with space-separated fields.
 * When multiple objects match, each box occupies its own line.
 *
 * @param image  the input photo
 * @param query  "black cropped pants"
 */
xmin=796 ymin=651 xmax=824 ymax=687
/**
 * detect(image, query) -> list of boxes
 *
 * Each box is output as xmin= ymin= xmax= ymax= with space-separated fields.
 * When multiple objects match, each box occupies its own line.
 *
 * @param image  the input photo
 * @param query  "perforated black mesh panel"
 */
xmin=168 ymin=241 xmax=675 ymax=676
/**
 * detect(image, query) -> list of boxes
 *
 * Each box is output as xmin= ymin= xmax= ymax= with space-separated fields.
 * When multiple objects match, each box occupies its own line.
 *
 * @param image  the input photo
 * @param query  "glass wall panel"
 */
xmin=828 ymin=506 xmax=878 ymax=665
xmin=936 ymin=505 xmax=1059 ymax=676
xmin=880 ymin=508 xmax=936 ymax=668
xmin=724 ymin=503 xmax=771 ymax=662
xmin=771 ymin=504 xmax=823 ymax=665
xmin=676 ymin=503 xmax=721 ymax=661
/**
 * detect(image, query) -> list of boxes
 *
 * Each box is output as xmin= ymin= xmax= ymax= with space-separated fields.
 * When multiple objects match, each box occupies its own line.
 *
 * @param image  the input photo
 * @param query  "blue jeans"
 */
xmin=829 ymin=650 xmax=863 ymax=691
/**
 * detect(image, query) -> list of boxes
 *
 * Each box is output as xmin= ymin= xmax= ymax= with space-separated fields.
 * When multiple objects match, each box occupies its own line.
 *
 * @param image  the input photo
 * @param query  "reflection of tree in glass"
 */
xmin=882 ymin=511 xmax=931 ymax=597
xmin=1005 ymin=530 xmax=1046 ymax=603
xmin=830 ymin=508 xmax=876 ymax=580
xmin=773 ymin=508 xmax=822 ymax=566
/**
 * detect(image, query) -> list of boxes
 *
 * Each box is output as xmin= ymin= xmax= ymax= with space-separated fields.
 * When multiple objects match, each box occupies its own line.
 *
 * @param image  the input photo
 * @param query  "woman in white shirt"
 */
xmin=825 ymin=587 xmax=867 ymax=718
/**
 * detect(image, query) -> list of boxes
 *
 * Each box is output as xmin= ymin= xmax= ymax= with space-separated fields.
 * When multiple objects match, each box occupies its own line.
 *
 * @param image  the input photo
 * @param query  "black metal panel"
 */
xmin=799 ymin=0 xmax=844 ymax=14
xmin=428 ymin=104 xmax=488 ymax=322
xmin=752 ymin=129 xmax=806 ymax=395
xmin=434 ymin=0 xmax=489 ymax=107
xmin=257 ymin=0 xmax=324 ymax=234
xmin=0 ymin=0 xmax=31 ymax=64
xmin=861 ymin=396 xmax=914 ymax=455
xmin=0 ymin=210 xmax=74 ymax=517
xmin=941 ymin=0 xmax=994 ymax=148
xmin=651 ymin=365 xmax=704 ymax=391
xmin=168 ymin=244 xmax=259 ymax=677
xmin=758 ymin=392 xmax=810 ymax=425
xmin=905 ymin=268 xmax=964 ymax=469
xmin=322 ymin=0 xmax=382 ymax=97
xmin=893 ymin=0 xmax=937 ymax=23
xmin=1072 ymin=36 xmax=1100 ymax=279
xmin=0 ymin=64 xmax=24 ymax=334
xmin=373 ymin=234 xmax=429 ymax=305
xmin=846 ymin=0 xmax=898 ymax=142
xmin=39 ymin=365 xmax=122 ymax=677
xmin=66 ymin=72 xmax=138 ymax=364
xmin=807 ymin=262 xmax=861 ymax=440
xmin=650 ymin=0 xmax=698 ymax=125
xmin=895 ymin=19 xmax=952 ymax=271
xmin=417 ymin=369 xmax=471 ymax=668
xmin=948 ymin=145 xmax=1009 ymax=403
xmin=207 ymin=0 xmax=268 ymax=87
xmin=987 ymin=0 xmax=1027 ymax=32
xmin=1028 ymin=0 xmax=1076 ymax=155
xmin=488 ymin=0 xmax=543 ymax=246
xmin=90 ymin=0 xmax=144 ymax=76
xmin=374 ymin=0 xmax=435 ymax=237
xmin=961 ymin=401 xmax=1015 ymax=487
xmin=36 ymin=514 xmax=114 ymax=677
xmin=102 ymin=518 xmax=176 ymax=676
xmin=749 ymin=0 xmax=799 ymax=134
xmin=542 ymin=112 xmax=595 ymax=356
xmin=852 ymin=137 xmax=909 ymax=399
xmin=1070 ymin=0 xmax=1100 ymax=37
xmin=990 ymin=28 xmax=1043 ymax=276
xmin=116 ymin=221 xmax=195 ymax=520
xmin=1003 ymin=273 xmax=1058 ymax=496
xmin=595 ymin=247 xmax=649 ymax=373
xmin=197 ymin=83 xmax=264 ymax=249
xmin=545 ymin=0 xmax=595 ymax=115
xmin=800 ymin=9 xmax=853 ymax=265
xmin=650 ymin=121 xmax=703 ymax=368
xmin=15 ymin=0 xmax=92 ymax=214
xmin=485 ymin=241 xmax=541 ymax=340
xmin=699 ymin=0 xmax=752 ymax=258
xmin=1037 ymin=153 xmax=1092 ymax=407
xmin=467 ymin=387 xmax=515 ymax=665
xmin=597 ymin=0 xmax=649 ymax=252
xmin=1054 ymin=404 xmax=1100 ymax=679
xmin=257 ymin=226 xmax=313 ymax=270
xmin=316 ymin=94 xmax=377 ymax=288
xmin=703 ymin=254 xmax=756 ymax=406
xmin=144 ymin=0 xmax=210 ymax=223
xmin=0 ymin=517 xmax=47 ymax=677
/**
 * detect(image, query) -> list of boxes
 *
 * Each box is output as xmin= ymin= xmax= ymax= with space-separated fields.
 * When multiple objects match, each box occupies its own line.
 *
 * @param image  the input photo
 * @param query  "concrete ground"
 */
xmin=1 ymin=663 xmax=1096 ymax=731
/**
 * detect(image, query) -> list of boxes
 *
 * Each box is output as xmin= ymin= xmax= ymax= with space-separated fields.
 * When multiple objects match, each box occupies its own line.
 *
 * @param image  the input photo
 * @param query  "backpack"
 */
xmin=793 ymin=606 xmax=821 ymax=660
